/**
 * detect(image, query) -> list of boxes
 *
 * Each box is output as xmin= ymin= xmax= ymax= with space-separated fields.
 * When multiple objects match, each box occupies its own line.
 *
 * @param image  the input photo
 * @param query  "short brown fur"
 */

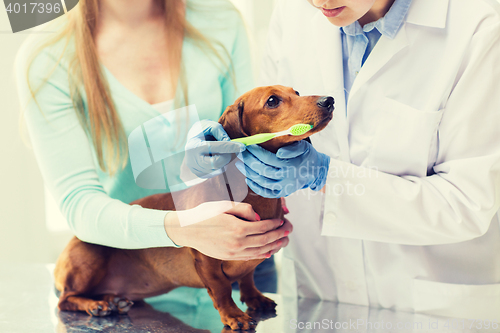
xmin=54 ymin=86 xmax=333 ymax=330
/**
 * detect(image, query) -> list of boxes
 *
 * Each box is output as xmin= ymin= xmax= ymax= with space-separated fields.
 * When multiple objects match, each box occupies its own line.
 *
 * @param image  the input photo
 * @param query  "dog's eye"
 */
xmin=266 ymin=96 xmax=280 ymax=108
xmin=295 ymin=91 xmax=300 ymax=96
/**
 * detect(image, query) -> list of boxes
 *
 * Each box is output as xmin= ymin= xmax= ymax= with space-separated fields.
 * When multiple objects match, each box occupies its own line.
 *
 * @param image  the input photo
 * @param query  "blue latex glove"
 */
xmin=185 ymin=120 xmax=246 ymax=178
xmin=235 ymin=141 xmax=330 ymax=198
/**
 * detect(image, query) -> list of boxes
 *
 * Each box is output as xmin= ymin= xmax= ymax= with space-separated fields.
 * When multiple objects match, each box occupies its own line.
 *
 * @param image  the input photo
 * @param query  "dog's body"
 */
xmin=54 ymin=86 xmax=334 ymax=330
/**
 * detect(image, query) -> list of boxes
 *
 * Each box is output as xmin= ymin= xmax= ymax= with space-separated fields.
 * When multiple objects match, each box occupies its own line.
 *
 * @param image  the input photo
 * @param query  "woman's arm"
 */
xmin=16 ymin=47 xmax=175 ymax=249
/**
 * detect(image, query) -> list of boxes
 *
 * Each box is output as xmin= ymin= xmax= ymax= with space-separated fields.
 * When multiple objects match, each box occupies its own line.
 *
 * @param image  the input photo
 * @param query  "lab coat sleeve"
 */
xmin=16 ymin=46 xmax=178 ymax=249
xmin=322 ymin=21 xmax=500 ymax=245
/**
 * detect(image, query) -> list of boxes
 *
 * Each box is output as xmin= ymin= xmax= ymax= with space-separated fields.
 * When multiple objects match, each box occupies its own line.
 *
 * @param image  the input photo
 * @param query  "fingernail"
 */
xmin=283 ymin=207 xmax=290 ymax=214
xmin=280 ymin=220 xmax=284 ymax=226
xmin=284 ymin=231 xmax=290 ymax=237
xmin=255 ymin=213 xmax=260 ymax=221
xmin=266 ymin=252 xmax=272 ymax=258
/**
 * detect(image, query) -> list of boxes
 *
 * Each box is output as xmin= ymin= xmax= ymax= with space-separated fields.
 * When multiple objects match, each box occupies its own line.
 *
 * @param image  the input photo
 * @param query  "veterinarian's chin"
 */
xmin=307 ymin=0 xmax=377 ymax=27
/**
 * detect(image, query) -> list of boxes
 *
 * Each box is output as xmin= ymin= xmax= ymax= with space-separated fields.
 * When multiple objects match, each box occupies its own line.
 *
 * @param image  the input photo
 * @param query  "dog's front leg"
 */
xmin=191 ymin=251 xmax=256 ymax=330
xmin=238 ymin=271 xmax=277 ymax=311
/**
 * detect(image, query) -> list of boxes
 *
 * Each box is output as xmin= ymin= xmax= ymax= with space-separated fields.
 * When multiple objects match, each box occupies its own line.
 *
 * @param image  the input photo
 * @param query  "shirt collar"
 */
xmin=341 ymin=0 xmax=412 ymax=39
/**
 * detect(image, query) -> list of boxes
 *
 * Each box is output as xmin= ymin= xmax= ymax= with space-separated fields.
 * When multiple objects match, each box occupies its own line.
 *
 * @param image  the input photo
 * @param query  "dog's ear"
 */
xmin=219 ymin=99 xmax=249 ymax=139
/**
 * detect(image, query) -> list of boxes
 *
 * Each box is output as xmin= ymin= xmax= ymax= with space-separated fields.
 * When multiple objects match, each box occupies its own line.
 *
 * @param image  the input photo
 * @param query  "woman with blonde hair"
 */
xmin=16 ymin=0 xmax=292 ymax=293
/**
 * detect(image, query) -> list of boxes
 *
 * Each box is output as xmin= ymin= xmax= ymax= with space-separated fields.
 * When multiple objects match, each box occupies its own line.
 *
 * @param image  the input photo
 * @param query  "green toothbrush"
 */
xmin=231 ymin=123 xmax=313 ymax=146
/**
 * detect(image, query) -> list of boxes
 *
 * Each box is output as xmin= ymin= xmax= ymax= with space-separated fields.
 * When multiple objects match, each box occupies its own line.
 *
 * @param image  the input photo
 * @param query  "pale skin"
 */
xmin=309 ymin=0 xmax=396 ymax=26
xmin=94 ymin=0 xmax=292 ymax=260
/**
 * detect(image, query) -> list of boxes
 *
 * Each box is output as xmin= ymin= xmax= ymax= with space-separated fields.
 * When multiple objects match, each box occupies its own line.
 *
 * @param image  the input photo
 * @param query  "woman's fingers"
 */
xmin=242 ymin=217 xmax=284 ymax=236
xmin=247 ymin=234 xmax=290 ymax=258
xmin=225 ymin=202 xmax=259 ymax=222
xmin=243 ymin=218 xmax=292 ymax=248
xmin=180 ymin=201 xmax=292 ymax=261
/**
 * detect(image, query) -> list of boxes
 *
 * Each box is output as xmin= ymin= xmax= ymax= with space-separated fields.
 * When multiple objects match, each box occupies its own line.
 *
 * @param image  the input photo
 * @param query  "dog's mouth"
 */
xmin=320 ymin=112 xmax=334 ymax=124
xmin=309 ymin=112 xmax=334 ymax=133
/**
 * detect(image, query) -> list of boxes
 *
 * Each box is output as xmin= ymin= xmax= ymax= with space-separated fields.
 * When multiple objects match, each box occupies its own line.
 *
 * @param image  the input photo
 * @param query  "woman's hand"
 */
xmin=164 ymin=201 xmax=292 ymax=261
xmin=184 ymin=120 xmax=246 ymax=179
xmin=235 ymin=140 xmax=330 ymax=198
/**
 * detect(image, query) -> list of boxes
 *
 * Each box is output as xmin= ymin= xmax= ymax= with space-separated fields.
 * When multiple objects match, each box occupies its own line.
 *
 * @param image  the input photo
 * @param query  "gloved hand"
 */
xmin=185 ymin=120 xmax=246 ymax=178
xmin=235 ymin=140 xmax=330 ymax=198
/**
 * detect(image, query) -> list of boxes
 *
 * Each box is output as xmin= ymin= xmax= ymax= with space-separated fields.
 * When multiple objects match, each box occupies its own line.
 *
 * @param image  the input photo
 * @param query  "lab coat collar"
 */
xmin=347 ymin=0 xmax=449 ymax=102
xmin=406 ymin=0 xmax=450 ymax=29
xmin=347 ymin=23 xmax=409 ymax=104
xmin=342 ymin=0 xmax=412 ymax=39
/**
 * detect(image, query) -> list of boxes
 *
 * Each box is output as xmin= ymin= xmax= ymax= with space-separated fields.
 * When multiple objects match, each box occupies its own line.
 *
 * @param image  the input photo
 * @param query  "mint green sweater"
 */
xmin=16 ymin=1 xmax=254 ymax=249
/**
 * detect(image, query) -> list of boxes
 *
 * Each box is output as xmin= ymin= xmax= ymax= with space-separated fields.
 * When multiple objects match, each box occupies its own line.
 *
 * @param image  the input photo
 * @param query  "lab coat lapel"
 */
xmin=348 ymin=24 xmax=409 ymax=104
xmin=311 ymin=12 xmax=351 ymax=162
xmin=347 ymin=0 xmax=450 ymax=102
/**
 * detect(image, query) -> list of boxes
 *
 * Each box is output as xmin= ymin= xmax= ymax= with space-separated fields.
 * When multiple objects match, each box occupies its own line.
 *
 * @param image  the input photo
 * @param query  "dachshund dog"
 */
xmin=54 ymin=85 xmax=334 ymax=330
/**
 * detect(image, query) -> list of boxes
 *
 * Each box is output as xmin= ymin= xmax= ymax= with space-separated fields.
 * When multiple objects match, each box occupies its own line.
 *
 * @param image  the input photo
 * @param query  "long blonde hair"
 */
xmin=25 ymin=0 xmax=235 ymax=176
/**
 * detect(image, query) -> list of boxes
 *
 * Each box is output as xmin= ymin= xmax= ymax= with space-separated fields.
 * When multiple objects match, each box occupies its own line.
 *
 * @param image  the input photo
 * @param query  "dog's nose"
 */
xmin=317 ymin=96 xmax=334 ymax=113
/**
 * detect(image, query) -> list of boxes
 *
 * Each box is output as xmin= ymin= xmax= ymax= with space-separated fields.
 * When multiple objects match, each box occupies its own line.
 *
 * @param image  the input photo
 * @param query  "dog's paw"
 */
xmin=242 ymin=295 xmax=277 ymax=312
xmin=87 ymin=301 xmax=112 ymax=316
xmin=116 ymin=298 xmax=134 ymax=314
xmin=221 ymin=311 xmax=256 ymax=331
xmin=103 ymin=295 xmax=134 ymax=314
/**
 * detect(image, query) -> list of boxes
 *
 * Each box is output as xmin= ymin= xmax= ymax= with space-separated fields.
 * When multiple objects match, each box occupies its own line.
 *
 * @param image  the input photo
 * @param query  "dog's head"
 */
xmin=219 ymin=85 xmax=334 ymax=153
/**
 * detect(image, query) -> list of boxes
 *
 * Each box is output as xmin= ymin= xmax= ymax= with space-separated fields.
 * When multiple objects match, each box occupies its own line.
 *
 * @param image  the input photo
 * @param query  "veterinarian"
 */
xmin=188 ymin=0 xmax=500 ymax=320
xmin=16 ymin=0 xmax=291 ymax=293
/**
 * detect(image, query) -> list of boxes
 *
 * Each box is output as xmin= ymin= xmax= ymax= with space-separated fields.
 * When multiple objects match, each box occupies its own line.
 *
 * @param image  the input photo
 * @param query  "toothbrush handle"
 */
xmin=231 ymin=133 xmax=277 ymax=146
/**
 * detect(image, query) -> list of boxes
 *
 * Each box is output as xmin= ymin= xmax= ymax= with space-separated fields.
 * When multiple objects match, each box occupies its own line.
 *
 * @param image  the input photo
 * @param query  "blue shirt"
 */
xmin=340 ymin=0 xmax=412 ymax=101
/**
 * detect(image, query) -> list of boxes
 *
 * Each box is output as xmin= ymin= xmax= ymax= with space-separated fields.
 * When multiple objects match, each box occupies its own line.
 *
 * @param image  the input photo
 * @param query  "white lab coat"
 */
xmin=261 ymin=0 xmax=500 ymax=321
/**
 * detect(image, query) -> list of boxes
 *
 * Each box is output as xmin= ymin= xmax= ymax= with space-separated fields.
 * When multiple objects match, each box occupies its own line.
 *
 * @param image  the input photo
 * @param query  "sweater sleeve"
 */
xmin=15 ymin=45 xmax=179 ymax=249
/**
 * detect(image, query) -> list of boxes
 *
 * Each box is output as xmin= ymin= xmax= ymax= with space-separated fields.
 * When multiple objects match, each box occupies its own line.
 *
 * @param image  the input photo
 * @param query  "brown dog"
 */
xmin=54 ymin=85 xmax=334 ymax=330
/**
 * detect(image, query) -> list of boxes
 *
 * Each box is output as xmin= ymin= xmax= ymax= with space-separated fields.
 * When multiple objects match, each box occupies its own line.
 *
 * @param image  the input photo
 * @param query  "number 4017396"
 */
xmin=443 ymin=319 xmax=499 ymax=330
xmin=5 ymin=2 xmax=61 ymax=14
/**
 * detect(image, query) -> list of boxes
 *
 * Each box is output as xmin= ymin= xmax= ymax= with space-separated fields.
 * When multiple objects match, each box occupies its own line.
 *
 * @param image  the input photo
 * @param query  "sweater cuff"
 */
xmin=129 ymin=206 xmax=182 ymax=248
